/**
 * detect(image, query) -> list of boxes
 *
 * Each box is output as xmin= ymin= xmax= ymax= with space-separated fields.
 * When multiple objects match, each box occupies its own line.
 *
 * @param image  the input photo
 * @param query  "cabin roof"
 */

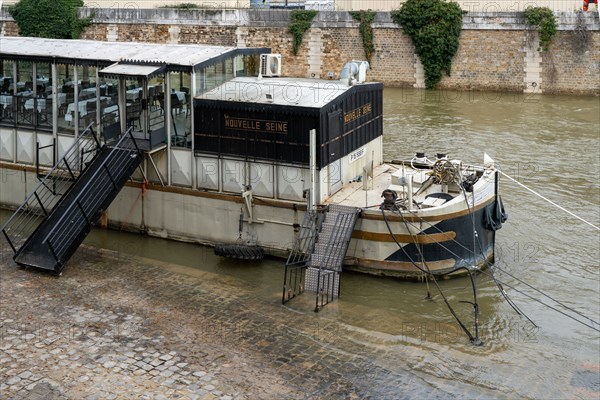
xmin=197 ymin=77 xmax=363 ymax=108
xmin=0 ymin=37 xmax=266 ymax=71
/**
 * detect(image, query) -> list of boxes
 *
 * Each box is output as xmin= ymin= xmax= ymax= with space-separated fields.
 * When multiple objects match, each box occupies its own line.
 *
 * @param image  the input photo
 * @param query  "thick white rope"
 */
xmin=500 ymin=171 xmax=600 ymax=231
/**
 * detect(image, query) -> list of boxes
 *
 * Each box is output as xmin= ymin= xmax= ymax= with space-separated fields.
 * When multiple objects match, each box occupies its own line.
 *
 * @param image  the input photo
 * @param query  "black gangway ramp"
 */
xmin=13 ymin=130 xmax=142 ymax=273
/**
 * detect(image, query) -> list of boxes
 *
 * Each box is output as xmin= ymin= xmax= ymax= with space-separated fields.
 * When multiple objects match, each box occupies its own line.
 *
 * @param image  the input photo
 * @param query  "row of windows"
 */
xmin=0 ymin=55 xmax=254 ymax=148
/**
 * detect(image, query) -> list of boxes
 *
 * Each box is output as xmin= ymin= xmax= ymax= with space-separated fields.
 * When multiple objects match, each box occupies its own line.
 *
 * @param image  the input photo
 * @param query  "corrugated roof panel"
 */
xmin=0 ymin=37 xmax=238 ymax=68
xmin=99 ymin=64 xmax=164 ymax=78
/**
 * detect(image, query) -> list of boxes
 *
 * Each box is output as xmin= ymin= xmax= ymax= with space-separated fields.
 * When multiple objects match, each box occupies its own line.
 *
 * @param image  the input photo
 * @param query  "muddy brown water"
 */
xmin=2 ymin=88 xmax=599 ymax=398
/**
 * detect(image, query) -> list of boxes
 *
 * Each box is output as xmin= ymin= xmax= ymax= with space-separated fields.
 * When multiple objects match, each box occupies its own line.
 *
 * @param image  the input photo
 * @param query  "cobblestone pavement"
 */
xmin=1 ymin=244 xmax=447 ymax=400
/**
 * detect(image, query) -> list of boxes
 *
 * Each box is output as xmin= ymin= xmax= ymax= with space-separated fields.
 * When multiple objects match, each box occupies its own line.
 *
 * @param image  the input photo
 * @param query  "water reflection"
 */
xmin=1 ymin=88 xmax=599 ymax=398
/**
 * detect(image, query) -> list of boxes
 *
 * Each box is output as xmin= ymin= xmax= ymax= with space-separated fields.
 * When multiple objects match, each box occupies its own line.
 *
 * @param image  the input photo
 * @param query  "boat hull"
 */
xmin=345 ymin=198 xmax=501 ymax=280
xmin=1 ymin=162 xmax=504 ymax=280
xmin=345 ymin=203 xmax=496 ymax=279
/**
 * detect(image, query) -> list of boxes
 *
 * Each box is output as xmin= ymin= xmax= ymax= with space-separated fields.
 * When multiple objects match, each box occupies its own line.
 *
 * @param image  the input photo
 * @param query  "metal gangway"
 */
xmin=1 ymin=124 xmax=142 ymax=273
xmin=282 ymin=204 xmax=360 ymax=311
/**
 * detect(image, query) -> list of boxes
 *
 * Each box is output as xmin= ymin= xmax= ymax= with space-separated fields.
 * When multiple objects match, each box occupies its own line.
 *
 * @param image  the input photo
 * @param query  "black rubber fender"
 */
xmin=214 ymin=243 xmax=265 ymax=260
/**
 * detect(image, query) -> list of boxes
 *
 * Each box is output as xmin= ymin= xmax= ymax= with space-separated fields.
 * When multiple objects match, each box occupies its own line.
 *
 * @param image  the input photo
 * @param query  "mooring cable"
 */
xmin=376 ymin=167 xmax=599 ymax=335
xmin=489 ymin=264 xmax=600 ymax=327
xmin=501 ymin=171 xmax=599 ymax=231
xmin=403 ymin=201 xmax=600 ymax=331
xmin=481 ymin=268 xmax=600 ymax=333
xmin=459 ymin=182 xmax=599 ymax=330
xmin=395 ymin=187 xmax=533 ymax=322
xmin=397 ymin=187 xmax=597 ymax=332
xmin=458 ymin=183 xmax=538 ymax=327
xmin=381 ymin=208 xmax=477 ymax=343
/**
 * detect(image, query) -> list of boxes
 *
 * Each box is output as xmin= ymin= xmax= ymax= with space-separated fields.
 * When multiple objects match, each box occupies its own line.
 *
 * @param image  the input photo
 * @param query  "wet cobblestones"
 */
xmin=2 ymin=244 xmax=597 ymax=399
xmin=0 ymin=245 xmax=435 ymax=399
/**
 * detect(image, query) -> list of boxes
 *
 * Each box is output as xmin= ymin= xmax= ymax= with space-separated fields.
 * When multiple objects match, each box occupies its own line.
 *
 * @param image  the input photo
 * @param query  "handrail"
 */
xmin=0 ymin=123 xmax=98 ymax=251
xmin=42 ymin=127 xmax=137 ymax=247
xmin=48 ymin=144 xmax=131 ymax=256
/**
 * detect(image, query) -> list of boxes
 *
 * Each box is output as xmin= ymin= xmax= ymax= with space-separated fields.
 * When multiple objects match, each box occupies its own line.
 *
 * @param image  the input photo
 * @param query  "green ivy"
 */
xmin=524 ymin=6 xmax=557 ymax=52
xmin=288 ymin=10 xmax=318 ymax=56
xmin=349 ymin=10 xmax=376 ymax=64
xmin=391 ymin=0 xmax=463 ymax=89
xmin=9 ymin=0 xmax=92 ymax=39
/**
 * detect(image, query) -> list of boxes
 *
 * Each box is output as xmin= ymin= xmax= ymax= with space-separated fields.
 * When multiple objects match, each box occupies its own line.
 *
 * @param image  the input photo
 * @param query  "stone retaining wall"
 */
xmin=1 ymin=9 xmax=598 ymax=94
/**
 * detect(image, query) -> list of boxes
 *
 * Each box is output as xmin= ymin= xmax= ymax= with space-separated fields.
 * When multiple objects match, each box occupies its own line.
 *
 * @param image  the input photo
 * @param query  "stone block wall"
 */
xmin=1 ymin=9 xmax=598 ymax=95
xmin=441 ymin=30 xmax=527 ymax=92
xmin=244 ymin=27 xmax=305 ymax=77
xmin=178 ymin=26 xmax=238 ymax=46
xmin=369 ymin=28 xmax=416 ymax=87
xmin=542 ymin=30 xmax=600 ymax=94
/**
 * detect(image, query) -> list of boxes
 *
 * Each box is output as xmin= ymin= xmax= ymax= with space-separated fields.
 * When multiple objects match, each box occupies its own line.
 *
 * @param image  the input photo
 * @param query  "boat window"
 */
xmin=195 ymin=67 xmax=206 ymax=95
xmin=58 ymin=64 xmax=75 ymax=135
xmin=169 ymin=71 xmax=191 ymax=149
xmin=15 ymin=60 xmax=34 ymax=127
xmin=0 ymin=60 xmax=15 ymax=126
xmin=146 ymin=75 xmax=165 ymax=143
xmin=99 ymin=75 xmax=120 ymax=138
xmin=76 ymin=65 xmax=98 ymax=132
xmin=234 ymin=54 xmax=259 ymax=78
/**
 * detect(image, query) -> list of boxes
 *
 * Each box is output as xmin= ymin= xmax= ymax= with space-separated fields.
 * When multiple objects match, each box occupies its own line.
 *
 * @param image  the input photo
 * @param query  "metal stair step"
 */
xmin=304 ymin=267 xmax=340 ymax=295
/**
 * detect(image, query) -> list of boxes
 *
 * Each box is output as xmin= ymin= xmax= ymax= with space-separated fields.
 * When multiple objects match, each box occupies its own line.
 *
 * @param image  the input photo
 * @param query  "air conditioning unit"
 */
xmin=259 ymin=54 xmax=282 ymax=77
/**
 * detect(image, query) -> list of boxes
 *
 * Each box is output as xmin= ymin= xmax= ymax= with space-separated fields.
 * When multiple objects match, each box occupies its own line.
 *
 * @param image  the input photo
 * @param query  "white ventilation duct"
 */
xmin=339 ymin=61 xmax=370 ymax=85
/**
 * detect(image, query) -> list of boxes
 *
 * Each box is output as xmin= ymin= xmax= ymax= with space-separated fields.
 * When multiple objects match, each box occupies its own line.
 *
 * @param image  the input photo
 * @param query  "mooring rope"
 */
xmin=381 ymin=208 xmax=477 ymax=343
xmin=484 ymin=267 xmax=600 ymax=333
xmin=500 ymin=171 xmax=599 ymax=231
xmin=458 ymin=184 xmax=539 ymax=327
xmin=489 ymin=263 xmax=600 ymax=327
xmin=393 ymin=196 xmax=598 ymax=333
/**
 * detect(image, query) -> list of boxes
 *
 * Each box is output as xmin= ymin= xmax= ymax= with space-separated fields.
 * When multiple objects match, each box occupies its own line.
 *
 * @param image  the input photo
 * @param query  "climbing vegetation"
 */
xmin=391 ymin=0 xmax=463 ymax=89
xmin=349 ymin=10 xmax=377 ymax=64
xmin=524 ymin=6 xmax=557 ymax=52
xmin=288 ymin=10 xmax=318 ymax=55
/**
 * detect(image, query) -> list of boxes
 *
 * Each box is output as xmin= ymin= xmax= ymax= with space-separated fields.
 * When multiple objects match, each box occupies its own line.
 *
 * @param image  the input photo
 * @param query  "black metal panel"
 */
xmin=194 ymin=100 xmax=320 ymax=166
xmin=319 ymin=83 xmax=384 ymax=167
xmin=193 ymin=82 xmax=383 ymax=169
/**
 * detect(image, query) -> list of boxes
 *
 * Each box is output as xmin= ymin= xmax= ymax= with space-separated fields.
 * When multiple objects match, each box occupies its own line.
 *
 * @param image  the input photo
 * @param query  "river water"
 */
xmin=3 ymin=88 xmax=600 ymax=398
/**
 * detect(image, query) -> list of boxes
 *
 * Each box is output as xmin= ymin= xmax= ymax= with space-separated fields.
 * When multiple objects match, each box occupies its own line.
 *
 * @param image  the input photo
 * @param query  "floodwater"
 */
xmin=3 ymin=88 xmax=600 ymax=398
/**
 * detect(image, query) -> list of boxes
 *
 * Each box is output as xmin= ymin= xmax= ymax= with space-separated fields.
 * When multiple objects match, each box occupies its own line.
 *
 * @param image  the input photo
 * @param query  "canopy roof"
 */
xmin=0 ymin=37 xmax=268 ymax=72
xmin=99 ymin=63 xmax=166 ymax=80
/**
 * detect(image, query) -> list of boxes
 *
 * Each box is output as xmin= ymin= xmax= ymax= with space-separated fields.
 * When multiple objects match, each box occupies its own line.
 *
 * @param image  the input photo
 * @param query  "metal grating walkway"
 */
xmin=282 ymin=204 xmax=360 ymax=311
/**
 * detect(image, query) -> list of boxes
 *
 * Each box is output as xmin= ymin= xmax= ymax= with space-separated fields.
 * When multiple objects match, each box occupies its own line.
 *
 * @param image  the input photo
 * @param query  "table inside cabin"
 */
xmin=64 ymin=96 xmax=109 ymax=122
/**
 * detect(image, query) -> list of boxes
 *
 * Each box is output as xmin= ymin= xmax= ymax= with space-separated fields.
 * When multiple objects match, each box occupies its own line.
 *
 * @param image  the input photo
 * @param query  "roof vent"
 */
xmin=339 ymin=61 xmax=370 ymax=85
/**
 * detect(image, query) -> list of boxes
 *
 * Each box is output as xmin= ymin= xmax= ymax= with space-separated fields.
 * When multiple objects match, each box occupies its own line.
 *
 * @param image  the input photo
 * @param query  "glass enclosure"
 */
xmin=0 ymin=51 xmax=258 ymax=148
xmin=147 ymin=75 xmax=165 ymax=138
xmin=0 ymin=60 xmax=15 ymax=125
xmin=58 ymin=64 xmax=75 ymax=134
xmin=99 ymin=75 xmax=120 ymax=134
xmin=76 ymin=65 xmax=98 ymax=131
xmin=169 ymin=71 xmax=192 ymax=148
xmin=15 ymin=61 xmax=34 ymax=126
